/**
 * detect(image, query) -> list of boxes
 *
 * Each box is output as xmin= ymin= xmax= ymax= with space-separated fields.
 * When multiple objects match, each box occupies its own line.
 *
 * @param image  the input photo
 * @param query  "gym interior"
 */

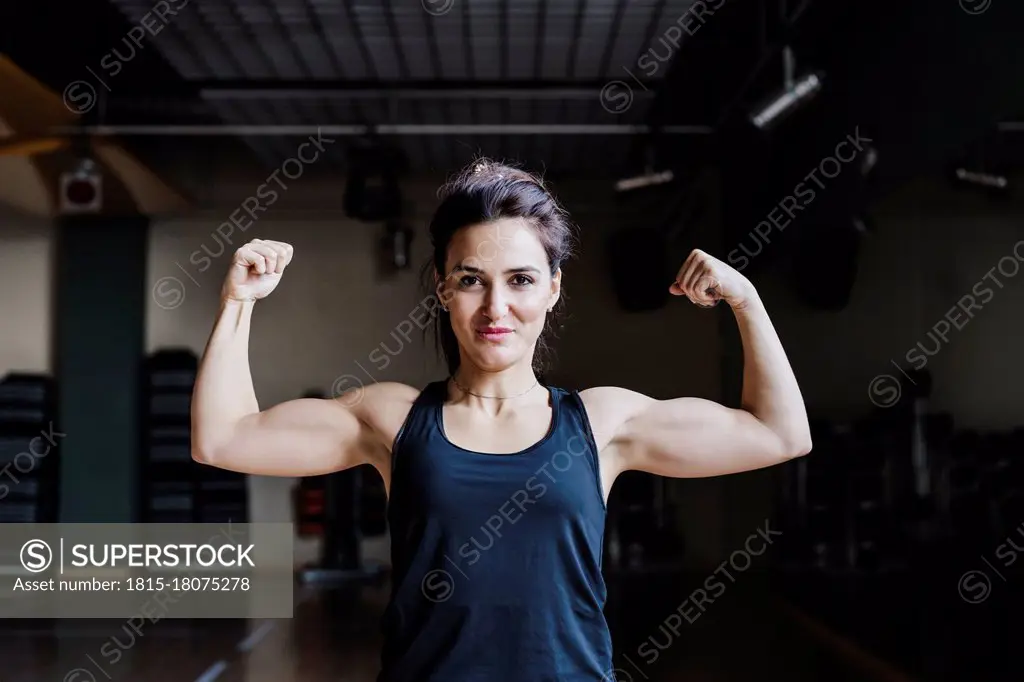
xmin=2 ymin=0 xmax=1023 ymax=680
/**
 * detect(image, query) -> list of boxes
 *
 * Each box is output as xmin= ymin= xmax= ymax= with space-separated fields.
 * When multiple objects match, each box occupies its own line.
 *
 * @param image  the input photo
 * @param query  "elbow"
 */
xmin=191 ymin=417 xmax=252 ymax=469
xmin=191 ymin=424 xmax=238 ymax=468
xmin=191 ymin=438 xmax=222 ymax=467
xmin=191 ymin=447 xmax=214 ymax=466
xmin=792 ymin=439 xmax=813 ymax=458
xmin=778 ymin=417 xmax=813 ymax=459
xmin=770 ymin=429 xmax=812 ymax=461
xmin=783 ymin=435 xmax=813 ymax=459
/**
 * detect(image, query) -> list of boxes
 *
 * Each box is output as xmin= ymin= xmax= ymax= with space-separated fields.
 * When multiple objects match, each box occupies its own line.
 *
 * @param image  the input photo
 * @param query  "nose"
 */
xmin=483 ymin=285 xmax=509 ymax=321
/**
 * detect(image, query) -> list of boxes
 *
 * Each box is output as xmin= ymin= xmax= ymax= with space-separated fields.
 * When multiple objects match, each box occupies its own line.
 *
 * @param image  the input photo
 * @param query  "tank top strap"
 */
xmin=390 ymin=380 xmax=446 ymax=470
xmin=550 ymin=387 xmax=606 ymax=508
xmin=552 ymin=387 xmax=600 ymax=453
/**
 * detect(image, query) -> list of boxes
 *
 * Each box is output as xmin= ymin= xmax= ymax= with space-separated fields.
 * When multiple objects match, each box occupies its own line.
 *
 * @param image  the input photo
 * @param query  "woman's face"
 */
xmin=438 ymin=218 xmax=561 ymax=373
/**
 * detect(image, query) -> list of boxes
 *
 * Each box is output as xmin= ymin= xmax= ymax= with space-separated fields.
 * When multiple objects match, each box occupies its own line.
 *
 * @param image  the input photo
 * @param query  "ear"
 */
xmin=548 ymin=268 xmax=562 ymax=311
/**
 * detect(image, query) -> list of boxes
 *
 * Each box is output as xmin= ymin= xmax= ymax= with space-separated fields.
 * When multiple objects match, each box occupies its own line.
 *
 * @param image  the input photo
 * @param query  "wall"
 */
xmin=0 ymin=206 xmax=53 ymax=375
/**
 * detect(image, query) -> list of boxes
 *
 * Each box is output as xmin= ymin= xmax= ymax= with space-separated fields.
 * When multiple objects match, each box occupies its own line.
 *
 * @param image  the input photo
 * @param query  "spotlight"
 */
xmin=59 ymin=158 xmax=102 ymax=214
xmin=750 ymin=47 xmax=823 ymax=131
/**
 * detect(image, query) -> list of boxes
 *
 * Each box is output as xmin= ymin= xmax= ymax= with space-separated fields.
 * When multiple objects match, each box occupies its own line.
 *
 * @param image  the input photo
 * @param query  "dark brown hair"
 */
xmin=422 ymin=159 xmax=577 ymax=377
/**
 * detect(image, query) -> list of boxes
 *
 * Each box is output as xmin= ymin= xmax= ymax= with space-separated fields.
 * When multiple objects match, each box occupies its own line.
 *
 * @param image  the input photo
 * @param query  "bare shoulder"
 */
xmin=577 ymin=386 xmax=656 ymax=450
xmin=348 ymin=381 xmax=421 ymax=450
xmin=354 ymin=380 xmax=422 ymax=408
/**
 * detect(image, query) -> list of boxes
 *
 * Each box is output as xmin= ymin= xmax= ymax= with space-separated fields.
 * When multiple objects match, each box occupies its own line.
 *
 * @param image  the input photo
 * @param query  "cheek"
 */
xmin=513 ymin=293 xmax=550 ymax=322
xmin=449 ymin=291 xmax=478 ymax=315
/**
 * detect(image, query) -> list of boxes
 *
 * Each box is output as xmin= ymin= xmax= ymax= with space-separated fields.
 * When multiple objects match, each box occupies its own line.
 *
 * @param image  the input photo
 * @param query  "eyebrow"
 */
xmin=449 ymin=264 xmax=542 ymax=276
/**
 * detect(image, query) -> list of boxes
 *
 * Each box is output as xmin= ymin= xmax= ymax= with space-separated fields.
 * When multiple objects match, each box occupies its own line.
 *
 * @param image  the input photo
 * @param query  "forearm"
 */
xmin=191 ymin=298 xmax=261 ymax=459
xmin=733 ymin=294 xmax=811 ymax=452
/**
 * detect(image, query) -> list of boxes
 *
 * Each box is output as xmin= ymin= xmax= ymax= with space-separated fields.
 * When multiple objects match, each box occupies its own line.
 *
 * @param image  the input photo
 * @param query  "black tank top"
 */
xmin=378 ymin=380 xmax=612 ymax=682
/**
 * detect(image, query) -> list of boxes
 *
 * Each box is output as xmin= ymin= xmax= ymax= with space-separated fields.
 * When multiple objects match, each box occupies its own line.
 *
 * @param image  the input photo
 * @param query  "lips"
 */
xmin=476 ymin=327 xmax=513 ymax=341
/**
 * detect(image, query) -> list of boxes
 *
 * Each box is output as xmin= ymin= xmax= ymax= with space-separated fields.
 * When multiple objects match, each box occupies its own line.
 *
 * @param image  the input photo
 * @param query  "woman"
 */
xmin=191 ymin=160 xmax=812 ymax=682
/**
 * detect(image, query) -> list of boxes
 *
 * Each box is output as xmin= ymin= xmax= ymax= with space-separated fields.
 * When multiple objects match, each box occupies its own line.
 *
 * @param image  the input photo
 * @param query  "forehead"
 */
xmin=446 ymin=218 xmax=547 ymax=270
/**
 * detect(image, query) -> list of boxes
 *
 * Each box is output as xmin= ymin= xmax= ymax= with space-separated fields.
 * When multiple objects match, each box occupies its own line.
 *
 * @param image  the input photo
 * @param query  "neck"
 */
xmin=450 ymin=363 xmax=541 ymax=405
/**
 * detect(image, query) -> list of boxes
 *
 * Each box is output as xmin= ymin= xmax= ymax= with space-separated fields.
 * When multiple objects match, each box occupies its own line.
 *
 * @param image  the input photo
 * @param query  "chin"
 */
xmin=470 ymin=350 xmax=523 ymax=372
xmin=462 ymin=342 xmax=529 ymax=372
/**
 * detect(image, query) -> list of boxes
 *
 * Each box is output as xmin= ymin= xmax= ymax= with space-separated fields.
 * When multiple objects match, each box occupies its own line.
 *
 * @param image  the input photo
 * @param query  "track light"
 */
xmin=750 ymin=47 xmax=823 ymax=131
xmin=947 ymin=130 xmax=1010 ymax=198
xmin=615 ymin=141 xmax=675 ymax=193
xmin=954 ymin=168 xmax=1008 ymax=190
xmin=615 ymin=170 xmax=675 ymax=193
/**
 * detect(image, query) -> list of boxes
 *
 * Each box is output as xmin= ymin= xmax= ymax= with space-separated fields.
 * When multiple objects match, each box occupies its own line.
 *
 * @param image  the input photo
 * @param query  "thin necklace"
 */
xmin=450 ymin=374 xmax=539 ymax=400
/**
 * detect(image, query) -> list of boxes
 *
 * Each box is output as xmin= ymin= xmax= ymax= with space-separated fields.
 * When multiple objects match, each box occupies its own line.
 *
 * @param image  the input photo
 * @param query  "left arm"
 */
xmin=585 ymin=249 xmax=812 ymax=481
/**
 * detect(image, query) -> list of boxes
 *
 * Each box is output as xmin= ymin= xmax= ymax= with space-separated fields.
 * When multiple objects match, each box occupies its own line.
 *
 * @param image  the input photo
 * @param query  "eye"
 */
xmin=458 ymin=275 xmax=482 ymax=288
xmin=509 ymin=274 xmax=535 ymax=287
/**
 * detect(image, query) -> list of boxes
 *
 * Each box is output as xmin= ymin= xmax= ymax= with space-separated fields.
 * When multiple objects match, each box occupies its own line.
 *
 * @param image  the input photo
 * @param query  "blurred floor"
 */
xmin=0 ymin=574 xmax=907 ymax=682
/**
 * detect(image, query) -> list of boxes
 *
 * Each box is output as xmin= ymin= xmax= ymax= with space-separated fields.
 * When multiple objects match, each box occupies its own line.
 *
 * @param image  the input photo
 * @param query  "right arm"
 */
xmin=190 ymin=239 xmax=414 ymax=477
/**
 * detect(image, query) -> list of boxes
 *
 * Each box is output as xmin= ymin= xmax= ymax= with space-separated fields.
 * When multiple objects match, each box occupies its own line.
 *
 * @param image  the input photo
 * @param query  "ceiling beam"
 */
xmin=57 ymin=123 xmax=713 ymax=137
xmin=108 ymin=78 xmax=662 ymax=100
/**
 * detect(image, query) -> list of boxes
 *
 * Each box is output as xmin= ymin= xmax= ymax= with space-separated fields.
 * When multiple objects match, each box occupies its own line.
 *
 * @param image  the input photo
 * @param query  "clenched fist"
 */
xmin=670 ymin=248 xmax=755 ymax=309
xmin=222 ymin=239 xmax=294 ymax=302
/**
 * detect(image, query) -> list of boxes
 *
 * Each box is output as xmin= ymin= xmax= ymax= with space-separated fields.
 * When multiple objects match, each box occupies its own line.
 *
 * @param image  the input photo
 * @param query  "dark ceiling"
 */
xmin=3 ymin=0 xmax=693 ymax=177
xmin=2 ymin=0 xmax=1023 ymax=191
